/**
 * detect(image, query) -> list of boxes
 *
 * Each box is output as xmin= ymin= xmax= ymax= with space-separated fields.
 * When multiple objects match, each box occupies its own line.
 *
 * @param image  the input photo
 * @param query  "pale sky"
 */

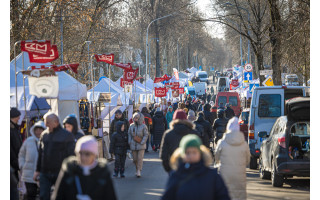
xmin=196 ymin=0 xmax=225 ymax=39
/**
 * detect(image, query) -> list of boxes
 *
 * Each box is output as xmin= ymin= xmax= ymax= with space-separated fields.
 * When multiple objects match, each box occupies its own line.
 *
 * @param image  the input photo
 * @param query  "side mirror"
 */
xmin=258 ymin=131 xmax=268 ymax=138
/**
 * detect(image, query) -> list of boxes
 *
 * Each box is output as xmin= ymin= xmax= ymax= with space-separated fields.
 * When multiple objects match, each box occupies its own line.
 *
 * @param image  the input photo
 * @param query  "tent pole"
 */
xmin=108 ymin=64 xmax=111 ymax=137
xmin=90 ymin=55 xmax=96 ymax=127
xmin=22 ymin=53 xmax=29 ymax=137
xmin=14 ymin=41 xmax=21 ymax=108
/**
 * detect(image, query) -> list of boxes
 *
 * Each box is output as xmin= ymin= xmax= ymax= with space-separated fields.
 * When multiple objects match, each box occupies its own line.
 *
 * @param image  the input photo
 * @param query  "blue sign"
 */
xmin=244 ymin=72 xmax=253 ymax=81
xmin=199 ymin=66 xmax=202 ymax=71
xmin=210 ymin=67 xmax=215 ymax=71
xmin=249 ymin=83 xmax=259 ymax=93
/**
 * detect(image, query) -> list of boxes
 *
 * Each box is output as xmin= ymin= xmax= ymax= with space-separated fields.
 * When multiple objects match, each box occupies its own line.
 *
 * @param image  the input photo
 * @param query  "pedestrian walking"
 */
xmin=51 ymin=136 xmax=117 ymax=200
xmin=172 ymin=99 xmax=179 ymax=111
xmin=33 ymin=113 xmax=75 ymax=200
xmin=128 ymin=112 xmax=149 ymax=178
xmin=151 ymin=108 xmax=167 ymax=151
xmin=185 ymin=101 xmax=195 ymax=113
xmin=213 ymin=109 xmax=228 ymax=145
xmin=150 ymin=103 xmax=159 ymax=117
xmin=160 ymin=109 xmax=199 ymax=174
xmin=210 ymin=106 xmax=218 ymax=123
xmin=63 ymin=115 xmax=84 ymax=142
xmin=225 ymin=103 xmax=235 ymax=119
xmin=109 ymin=110 xmax=130 ymax=136
xmin=166 ymin=106 xmax=174 ymax=129
xmin=194 ymin=112 xmax=213 ymax=148
xmin=109 ymin=121 xmax=129 ymax=178
xmin=178 ymin=102 xmax=186 ymax=110
xmin=187 ymin=110 xmax=196 ymax=121
xmin=215 ymin=117 xmax=250 ymax=200
xmin=162 ymin=134 xmax=230 ymax=200
xmin=197 ymin=100 xmax=205 ymax=112
xmin=141 ymin=107 xmax=153 ymax=153
xmin=203 ymin=103 xmax=215 ymax=125
xmin=18 ymin=121 xmax=46 ymax=200
xmin=10 ymin=107 xmax=22 ymax=180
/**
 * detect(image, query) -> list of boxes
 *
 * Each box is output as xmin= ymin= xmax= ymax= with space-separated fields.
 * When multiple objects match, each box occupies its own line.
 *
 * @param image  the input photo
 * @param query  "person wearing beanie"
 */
xmin=151 ymin=108 xmax=167 ymax=152
xmin=187 ymin=110 xmax=196 ymax=121
xmin=215 ymin=117 xmax=250 ymax=200
xmin=165 ymin=106 xmax=174 ymax=129
xmin=159 ymin=109 xmax=199 ymax=173
xmin=109 ymin=109 xmax=130 ymax=137
xmin=63 ymin=114 xmax=84 ymax=142
xmin=225 ymin=103 xmax=235 ymax=120
xmin=162 ymin=134 xmax=230 ymax=200
xmin=52 ymin=136 xmax=117 ymax=200
xmin=10 ymin=107 xmax=22 ymax=180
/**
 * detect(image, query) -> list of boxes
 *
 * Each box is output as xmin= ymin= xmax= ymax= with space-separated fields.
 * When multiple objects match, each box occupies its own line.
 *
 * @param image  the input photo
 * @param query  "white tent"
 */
xmin=10 ymin=52 xmax=87 ymax=122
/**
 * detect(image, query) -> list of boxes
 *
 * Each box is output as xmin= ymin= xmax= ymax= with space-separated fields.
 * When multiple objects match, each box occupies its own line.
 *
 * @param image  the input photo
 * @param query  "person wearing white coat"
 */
xmin=215 ymin=117 xmax=250 ymax=200
xmin=18 ymin=121 xmax=46 ymax=200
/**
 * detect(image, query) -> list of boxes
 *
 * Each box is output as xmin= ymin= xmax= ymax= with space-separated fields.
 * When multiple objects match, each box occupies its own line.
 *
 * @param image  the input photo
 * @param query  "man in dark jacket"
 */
xmin=194 ymin=112 xmax=213 ymax=148
xmin=150 ymin=103 xmax=159 ymax=117
xmin=141 ymin=107 xmax=153 ymax=152
xmin=197 ymin=100 xmax=205 ymax=112
xmin=159 ymin=110 xmax=199 ymax=173
xmin=225 ymin=103 xmax=235 ymax=119
xmin=109 ymin=110 xmax=130 ymax=135
xmin=185 ymin=101 xmax=195 ymax=112
xmin=10 ymin=107 xmax=22 ymax=180
xmin=213 ymin=109 xmax=228 ymax=145
xmin=33 ymin=113 xmax=75 ymax=200
xmin=203 ymin=104 xmax=215 ymax=126
xmin=151 ymin=109 xmax=167 ymax=151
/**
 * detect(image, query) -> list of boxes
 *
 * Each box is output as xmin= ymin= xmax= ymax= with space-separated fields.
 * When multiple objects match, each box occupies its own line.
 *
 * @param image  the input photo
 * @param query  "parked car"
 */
xmin=258 ymin=97 xmax=310 ymax=187
xmin=248 ymin=86 xmax=310 ymax=169
xmin=214 ymin=91 xmax=241 ymax=117
xmin=195 ymin=71 xmax=209 ymax=83
xmin=239 ymin=108 xmax=250 ymax=142
xmin=216 ymin=77 xmax=230 ymax=92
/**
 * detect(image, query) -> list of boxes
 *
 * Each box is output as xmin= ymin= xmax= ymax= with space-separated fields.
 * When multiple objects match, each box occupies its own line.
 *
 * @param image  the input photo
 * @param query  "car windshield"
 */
xmin=258 ymin=94 xmax=281 ymax=117
xmin=218 ymin=96 xmax=227 ymax=107
xmin=199 ymin=74 xmax=207 ymax=78
xmin=241 ymin=112 xmax=249 ymax=124
xmin=229 ymin=96 xmax=238 ymax=106
xmin=291 ymin=122 xmax=310 ymax=136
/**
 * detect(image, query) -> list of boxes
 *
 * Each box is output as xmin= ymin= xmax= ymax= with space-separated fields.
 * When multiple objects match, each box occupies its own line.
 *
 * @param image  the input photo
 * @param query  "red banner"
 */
xmin=120 ymin=78 xmax=133 ymax=88
xmin=114 ymin=63 xmax=132 ymax=70
xmin=21 ymin=40 xmax=52 ymax=56
xmin=124 ymin=67 xmax=139 ymax=81
xmin=31 ymin=63 xmax=79 ymax=74
xmin=165 ymin=82 xmax=179 ymax=89
xmin=154 ymin=74 xmax=172 ymax=83
xmin=172 ymin=89 xmax=179 ymax=97
xmin=178 ymin=87 xmax=184 ymax=94
xmin=155 ymin=87 xmax=167 ymax=97
xmin=94 ymin=54 xmax=114 ymax=65
xmin=28 ymin=45 xmax=59 ymax=63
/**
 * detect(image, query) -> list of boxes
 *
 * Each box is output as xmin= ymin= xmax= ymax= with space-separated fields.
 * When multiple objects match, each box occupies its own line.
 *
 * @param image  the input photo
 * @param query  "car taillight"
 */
xmin=278 ymin=136 xmax=286 ymax=148
xmin=282 ymin=85 xmax=287 ymax=89
xmin=248 ymin=123 xmax=254 ymax=139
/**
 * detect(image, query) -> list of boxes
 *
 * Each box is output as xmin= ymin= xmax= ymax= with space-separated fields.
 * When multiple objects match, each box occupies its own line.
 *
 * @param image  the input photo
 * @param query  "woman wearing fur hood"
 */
xmin=215 ymin=117 xmax=250 ymax=200
xmin=162 ymin=134 xmax=230 ymax=200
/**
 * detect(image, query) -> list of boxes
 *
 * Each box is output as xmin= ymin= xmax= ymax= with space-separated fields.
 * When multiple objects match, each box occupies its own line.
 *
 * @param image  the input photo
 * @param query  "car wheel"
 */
xmin=259 ymin=156 xmax=271 ymax=180
xmin=271 ymin=158 xmax=283 ymax=187
xmin=249 ymin=156 xmax=258 ymax=169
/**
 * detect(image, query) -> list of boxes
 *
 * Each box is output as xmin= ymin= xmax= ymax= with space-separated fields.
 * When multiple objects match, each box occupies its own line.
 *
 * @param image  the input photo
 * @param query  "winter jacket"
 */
xmin=195 ymin=115 xmax=213 ymax=148
xmin=10 ymin=121 xmax=22 ymax=173
xmin=198 ymin=104 xmax=205 ymax=112
xmin=141 ymin=107 xmax=153 ymax=131
xmin=109 ymin=121 xmax=129 ymax=155
xmin=225 ymin=107 xmax=235 ymax=119
xmin=159 ymin=120 xmax=199 ymax=172
xmin=213 ymin=117 xmax=228 ymax=142
xmin=36 ymin=125 xmax=75 ymax=174
xmin=165 ymin=111 xmax=174 ymax=129
xmin=109 ymin=115 xmax=130 ymax=136
xmin=215 ymin=130 xmax=250 ymax=200
xmin=151 ymin=111 xmax=168 ymax=145
xmin=162 ymin=160 xmax=230 ymax=200
xmin=18 ymin=121 xmax=46 ymax=183
xmin=204 ymin=104 xmax=215 ymax=125
xmin=128 ymin=112 xmax=149 ymax=151
xmin=63 ymin=116 xmax=84 ymax=142
xmin=51 ymin=156 xmax=117 ymax=200
xmin=173 ymin=103 xmax=178 ymax=111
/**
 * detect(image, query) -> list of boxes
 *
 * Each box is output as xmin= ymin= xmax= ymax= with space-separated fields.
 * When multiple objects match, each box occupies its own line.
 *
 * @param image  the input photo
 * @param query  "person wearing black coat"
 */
xmin=160 ymin=110 xmax=199 ymax=173
xmin=63 ymin=115 xmax=84 ymax=142
xmin=185 ymin=101 xmax=195 ymax=112
xmin=203 ymin=104 xmax=215 ymax=126
xmin=151 ymin=110 xmax=167 ymax=151
xmin=109 ymin=110 xmax=130 ymax=136
xmin=109 ymin=121 xmax=129 ymax=178
xmin=141 ymin=107 xmax=153 ymax=152
xmin=194 ymin=112 xmax=213 ymax=148
xmin=213 ymin=110 xmax=229 ymax=144
xmin=10 ymin=107 xmax=22 ymax=180
xmin=225 ymin=103 xmax=235 ymax=119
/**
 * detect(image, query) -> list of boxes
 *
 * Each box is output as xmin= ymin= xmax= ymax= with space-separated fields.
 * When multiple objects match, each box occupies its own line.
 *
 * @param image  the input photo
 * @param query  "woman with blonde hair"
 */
xmin=162 ymin=134 xmax=230 ymax=200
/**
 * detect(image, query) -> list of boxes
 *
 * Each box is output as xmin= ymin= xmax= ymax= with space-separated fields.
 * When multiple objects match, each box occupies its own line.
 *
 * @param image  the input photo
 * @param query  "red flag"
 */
xmin=154 ymin=77 xmax=165 ymax=83
xmin=155 ymin=87 xmax=167 ymax=97
xmin=123 ymin=67 xmax=139 ymax=81
xmin=178 ymin=87 xmax=184 ymax=94
xmin=21 ymin=40 xmax=52 ymax=56
xmin=114 ymin=63 xmax=132 ymax=70
xmin=94 ymin=54 xmax=114 ymax=65
xmin=172 ymin=82 xmax=179 ymax=90
xmin=28 ymin=45 xmax=59 ymax=63
xmin=31 ymin=63 xmax=79 ymax=74
xmin=120 ymin=78 xmax=133 ymax=88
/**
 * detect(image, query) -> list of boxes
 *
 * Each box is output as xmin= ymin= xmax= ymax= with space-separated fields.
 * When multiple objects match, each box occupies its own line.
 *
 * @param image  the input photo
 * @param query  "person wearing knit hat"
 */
xmin=162 ymin=134 xmax=230 ymax=200
xmin=159 ymin=109 xmax=199 ymax=174
xmin=187 ymin=110 xmax=196 ymax=121
xmin=52 ymin=135 xmax=117 ymax=200
xmin=10 ymin=107 xmax=22 ymax=181
xmin=215 ymin=117 xmax=250 ymax=200
xmin=166 ymin=106 xmax=174 ymax=129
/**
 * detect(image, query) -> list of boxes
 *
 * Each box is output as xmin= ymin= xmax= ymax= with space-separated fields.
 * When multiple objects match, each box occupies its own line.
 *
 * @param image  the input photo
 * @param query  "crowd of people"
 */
xmin=10 ymin=92 xmax=250 ymax=200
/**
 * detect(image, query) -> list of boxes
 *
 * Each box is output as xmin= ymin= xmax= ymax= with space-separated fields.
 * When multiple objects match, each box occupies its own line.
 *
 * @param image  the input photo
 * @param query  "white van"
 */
xmin=195 ymin=71 xmax=209 ymax=83
xmin=193 ymin=82 xmax=207 ymax=96
xmin=248 ymin=86 xmax=310 ymax=169
xmin=216 ymin=77 xmax=230 ymax=92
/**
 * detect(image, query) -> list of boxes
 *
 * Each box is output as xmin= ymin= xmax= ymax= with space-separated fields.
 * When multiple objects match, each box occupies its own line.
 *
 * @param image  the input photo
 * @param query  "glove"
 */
xmin=76 ymin=194 xmax=92 ymax=200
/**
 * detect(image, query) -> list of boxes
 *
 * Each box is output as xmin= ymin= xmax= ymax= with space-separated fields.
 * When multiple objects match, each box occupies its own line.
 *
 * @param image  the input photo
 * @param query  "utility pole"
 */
xmin=177 ymin=41 xmax=180 ymax=71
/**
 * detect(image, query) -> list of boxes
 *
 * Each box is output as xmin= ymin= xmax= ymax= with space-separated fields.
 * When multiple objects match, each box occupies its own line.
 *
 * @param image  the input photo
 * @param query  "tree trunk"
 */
xmin=256 ymin=51 xmax=265 ymax=84
xmin=268 ymin=0 xmax=282 ymax=85
xmin=155 ymin=21 xmax=161 ymax=76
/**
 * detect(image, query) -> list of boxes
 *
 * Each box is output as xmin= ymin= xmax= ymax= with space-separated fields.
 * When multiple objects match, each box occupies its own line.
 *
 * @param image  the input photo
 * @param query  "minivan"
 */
xmin=196 ymin=71 xmax=209 ymax=83
xmin=248 ymin=86 xmax=310 ymax=169
xmin=216 ymin=77 xmax=230 ymax=92
xmin=259 ymin=97 xmax=310 ymax=187
xmin=214 ymin=91 xmax=241 ymax=116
